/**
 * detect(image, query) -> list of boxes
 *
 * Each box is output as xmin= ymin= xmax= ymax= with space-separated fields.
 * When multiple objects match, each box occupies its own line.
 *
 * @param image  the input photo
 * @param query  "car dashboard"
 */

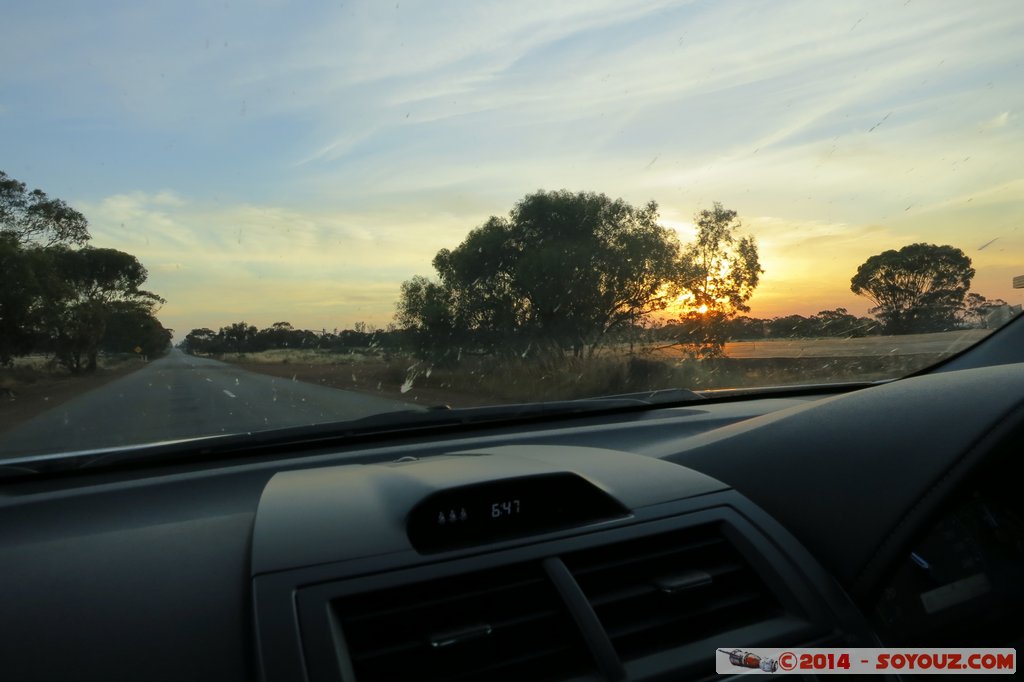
xmin=1 ymin=362 xmax=1023 ymax=681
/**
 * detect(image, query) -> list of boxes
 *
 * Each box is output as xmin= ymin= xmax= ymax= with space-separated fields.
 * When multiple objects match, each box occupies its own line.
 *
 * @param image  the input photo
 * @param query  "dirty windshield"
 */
xmin=1 ymin=1 xmax=1022 ymax=459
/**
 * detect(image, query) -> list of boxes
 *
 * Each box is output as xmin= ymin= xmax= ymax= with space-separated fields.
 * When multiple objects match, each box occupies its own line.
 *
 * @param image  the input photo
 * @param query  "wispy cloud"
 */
xmin=79 ymin=191 xmax=468 ymax=332
xmin=2 ymin=0 xmax=1022 ymax=331
xmin=981 ymin=111 xmax=1013 ymax=131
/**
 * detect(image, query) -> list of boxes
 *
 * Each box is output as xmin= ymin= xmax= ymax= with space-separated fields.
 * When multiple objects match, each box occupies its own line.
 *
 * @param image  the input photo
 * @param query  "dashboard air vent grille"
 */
xmin=562 ymin=524 xmax=782 ymax=661
xmin=333 ymin=563 xmax=592 ymax=682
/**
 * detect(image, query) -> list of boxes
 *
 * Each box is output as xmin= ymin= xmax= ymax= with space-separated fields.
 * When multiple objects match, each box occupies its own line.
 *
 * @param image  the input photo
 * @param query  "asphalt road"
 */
xmin=0 ymin=349 xmax=421 ymax=459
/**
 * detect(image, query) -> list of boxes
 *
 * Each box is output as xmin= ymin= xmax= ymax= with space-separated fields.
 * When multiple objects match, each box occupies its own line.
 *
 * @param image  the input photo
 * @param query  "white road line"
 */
xmin=223 ymin=390 xmax=237 ymax=398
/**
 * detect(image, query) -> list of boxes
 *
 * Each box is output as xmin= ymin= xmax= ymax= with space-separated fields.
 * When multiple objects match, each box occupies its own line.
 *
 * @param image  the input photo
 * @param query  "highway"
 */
xmin=0 ymin=349 xmax=421 ymax=459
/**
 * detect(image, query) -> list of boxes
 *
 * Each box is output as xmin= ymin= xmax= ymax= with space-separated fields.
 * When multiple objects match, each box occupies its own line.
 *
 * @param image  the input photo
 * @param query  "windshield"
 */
xmin=1 ymin=0 xmax=1022 ymax=459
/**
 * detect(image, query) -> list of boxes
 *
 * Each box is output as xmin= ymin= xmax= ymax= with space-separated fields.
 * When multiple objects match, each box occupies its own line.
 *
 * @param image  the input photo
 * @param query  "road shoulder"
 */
xmin=0 ymin=360 xmax=149 ymax=436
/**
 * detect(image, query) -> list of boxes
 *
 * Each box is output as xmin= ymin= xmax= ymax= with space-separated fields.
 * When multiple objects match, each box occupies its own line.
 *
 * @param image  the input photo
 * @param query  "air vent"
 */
xmin=333 ymin=563 xmax=594 ymax=682
xmin=562 ymin=524 xmax=783 ymax=661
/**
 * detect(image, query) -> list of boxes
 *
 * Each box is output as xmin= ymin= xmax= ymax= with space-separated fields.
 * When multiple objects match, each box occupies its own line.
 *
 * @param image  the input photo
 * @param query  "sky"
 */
xmin=1 ymin=0 xmax=1022 ymax=338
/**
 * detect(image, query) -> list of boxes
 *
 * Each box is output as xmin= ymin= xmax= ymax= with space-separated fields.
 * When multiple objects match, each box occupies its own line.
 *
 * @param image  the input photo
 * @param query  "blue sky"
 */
xmin=2 ymin=0 xmax=1022 ymax=336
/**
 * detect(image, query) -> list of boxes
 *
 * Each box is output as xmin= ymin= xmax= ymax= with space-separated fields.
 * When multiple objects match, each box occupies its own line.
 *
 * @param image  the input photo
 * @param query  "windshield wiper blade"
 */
xmin=600 ymin=387 xmax=706 ymax=404
xmin=0 ymin=391 xmax=710 ymax=478
xmin=329 ymin=388 xmax=708 ymax=431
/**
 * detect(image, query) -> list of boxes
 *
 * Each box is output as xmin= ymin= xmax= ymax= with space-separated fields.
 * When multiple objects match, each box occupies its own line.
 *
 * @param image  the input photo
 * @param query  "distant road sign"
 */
xmin=1014 ymin=275 xmax=1024 ymax=289
xmin=134 ymin=346 xmax=143 ymax=354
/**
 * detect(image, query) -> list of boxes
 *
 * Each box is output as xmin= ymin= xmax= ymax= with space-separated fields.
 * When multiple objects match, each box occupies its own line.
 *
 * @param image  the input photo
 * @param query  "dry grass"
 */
xmin=7 ymin=355 xmax=57 ymax=371
xmin=222 ymin=333 xmax=967 ymax=408
xmin=647 ymin=328 xmax=990 ymax=360
xmin=401 ymin=353 xmax=948 ymax=402
xmin=217 ymin=348 xmax=383 ymax=365
xmin=6 ymin=353 xmax=142 ymax=373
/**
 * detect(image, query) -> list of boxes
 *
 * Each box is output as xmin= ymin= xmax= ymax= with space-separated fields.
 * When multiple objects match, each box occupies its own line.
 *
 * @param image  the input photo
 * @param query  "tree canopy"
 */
xmin=101 ymin=301 xmax=174 ymax=357
xmin=962 ymin=293 xmax=1008 ymax=328
xmin=681 ymin=203 xmax=761 ymax=316
xmin=397 ymin=191 xmax=763 ymax=360
xmin=0 ymin=234 xmax=41 ymax=364
xmin=850 ymin=243 xmax=975 ymax=334
xmin=676 ymin=202 xmax=762 ymax=356
xmin=397 ymin=190 xmax=686 ymax=359
xmin=33 ymin=247 xmax=167 ymax=372
xmin=0 ymin=170 xmax=90 ymax=246
xmin=0 ymin=170 xmax=169 ymax=370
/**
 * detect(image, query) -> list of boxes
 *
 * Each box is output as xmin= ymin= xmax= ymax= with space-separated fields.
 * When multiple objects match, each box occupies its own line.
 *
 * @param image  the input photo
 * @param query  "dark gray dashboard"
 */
xmin=251 ymin=445 xmax=725 ymax=574
xmin=1 ymin=361 xmax=1022 ymax=681
xmin=250 ymin=445 xmax=870 ymax=681
xmin=654 ymin=364 xmax=1024 ymax=594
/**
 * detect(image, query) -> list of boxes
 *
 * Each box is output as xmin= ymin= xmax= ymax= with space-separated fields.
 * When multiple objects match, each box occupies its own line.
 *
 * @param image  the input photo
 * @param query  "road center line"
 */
xmin=223 ymin=390 xmax=237 ymax=398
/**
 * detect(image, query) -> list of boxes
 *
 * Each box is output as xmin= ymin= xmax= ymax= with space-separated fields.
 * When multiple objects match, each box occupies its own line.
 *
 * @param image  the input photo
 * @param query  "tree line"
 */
xmin=394 ymin=190 xmax=1005 ymax=361
xmin=179 ymin=190 xmax=1009 ymax=362
xmin=658 ymin=308 xmax=883 ymax=342
xmin=181 ymin=298 xmax=1004 ymax=363
xmin=181 ymin=321 xmax=408 ymax=355
xmin=0 ymin=171 xmax=171 ymax=372
xmin=660 ymin=293 xmax=1007 ymax=344
xmin=179 ymin=313 xmax=870 ymax=359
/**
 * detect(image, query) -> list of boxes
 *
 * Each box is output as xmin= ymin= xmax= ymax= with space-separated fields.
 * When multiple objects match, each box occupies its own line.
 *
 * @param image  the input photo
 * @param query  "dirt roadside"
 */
xmin=0 ymin=361 xmax=147 ymax=436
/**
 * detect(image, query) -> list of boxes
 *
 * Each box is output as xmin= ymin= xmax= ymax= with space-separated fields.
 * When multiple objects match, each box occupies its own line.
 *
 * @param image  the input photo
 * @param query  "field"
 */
xmin=222 ymin=329 xmax=992 ymax=408
xmin=704 ymin=329 xmax=988 ymax=359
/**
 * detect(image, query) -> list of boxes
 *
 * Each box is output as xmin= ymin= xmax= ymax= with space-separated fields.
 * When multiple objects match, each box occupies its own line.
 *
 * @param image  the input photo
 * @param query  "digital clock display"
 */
xmin=406 ymin=473 xmax=628 ymax=553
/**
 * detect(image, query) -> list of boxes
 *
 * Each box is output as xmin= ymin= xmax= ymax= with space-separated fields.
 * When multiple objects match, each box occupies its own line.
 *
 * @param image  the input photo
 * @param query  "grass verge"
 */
xmin=220 ymin=348 xmax=953 ymax=408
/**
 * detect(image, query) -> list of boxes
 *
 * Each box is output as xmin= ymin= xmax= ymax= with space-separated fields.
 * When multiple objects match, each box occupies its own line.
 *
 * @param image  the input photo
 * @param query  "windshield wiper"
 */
xmin=317 ymin=390 xmax=705 ymax=432
xmin=0 ymin=390 xmax=709 ymax=479
xmin=601 ymin=387 xmax=706 ymax=403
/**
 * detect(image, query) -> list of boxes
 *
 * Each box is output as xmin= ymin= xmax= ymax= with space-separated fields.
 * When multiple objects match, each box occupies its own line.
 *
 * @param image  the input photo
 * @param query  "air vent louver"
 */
xmin=334 ymin=563 xmax=593 ymax=682
xmin=562 ymin=524 xmax=782 ymax=661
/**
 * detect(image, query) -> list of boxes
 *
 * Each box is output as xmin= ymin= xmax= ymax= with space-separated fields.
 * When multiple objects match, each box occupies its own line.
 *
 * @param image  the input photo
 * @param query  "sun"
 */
xmin=658 ymin=291 xmax=713 ymax=321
